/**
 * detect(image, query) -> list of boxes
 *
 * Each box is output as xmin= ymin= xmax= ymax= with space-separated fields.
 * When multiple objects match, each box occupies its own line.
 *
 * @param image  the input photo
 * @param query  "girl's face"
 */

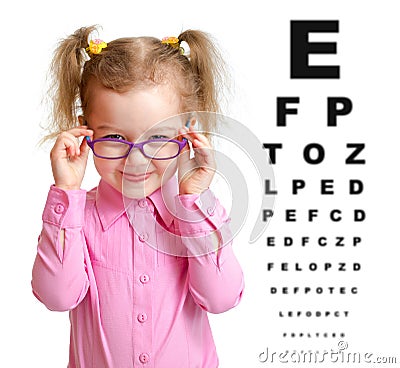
xmin=84 ymin=82 xmax=183 ymax=198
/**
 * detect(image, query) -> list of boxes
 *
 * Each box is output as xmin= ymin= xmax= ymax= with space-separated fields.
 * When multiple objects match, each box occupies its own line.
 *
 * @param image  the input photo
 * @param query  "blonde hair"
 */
xmin=45 ymin=25 xmax=227 ymax=140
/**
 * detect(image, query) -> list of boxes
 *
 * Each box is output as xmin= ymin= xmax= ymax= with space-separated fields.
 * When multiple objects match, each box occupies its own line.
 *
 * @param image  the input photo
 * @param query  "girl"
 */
xmin=32 ymin=25 xmax=244 ymax=368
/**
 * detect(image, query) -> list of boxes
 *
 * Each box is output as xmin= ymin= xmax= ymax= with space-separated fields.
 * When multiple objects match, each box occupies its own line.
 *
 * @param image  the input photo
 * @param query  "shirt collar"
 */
xmin=96 ymin=176 xmax=178 ymax=230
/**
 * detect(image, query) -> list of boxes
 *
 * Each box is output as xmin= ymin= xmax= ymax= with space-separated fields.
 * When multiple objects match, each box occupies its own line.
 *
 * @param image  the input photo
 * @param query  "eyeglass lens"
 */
xmin=93 ymin=140 xmax=181 ymax=159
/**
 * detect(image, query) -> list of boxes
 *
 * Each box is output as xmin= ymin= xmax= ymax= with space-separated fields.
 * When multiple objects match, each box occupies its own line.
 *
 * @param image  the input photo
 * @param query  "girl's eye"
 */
xmin=104 ymin=134 xmax=125 ymax=140
xmin=150 ymin=135 xmax=168 ymax=140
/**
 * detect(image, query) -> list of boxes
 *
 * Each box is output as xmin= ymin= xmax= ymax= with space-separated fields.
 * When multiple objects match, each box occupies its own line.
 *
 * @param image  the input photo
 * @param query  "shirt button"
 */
xmin=137 ymin=313 xmax=148 ymax=323
xmin=139 ymin=233 xmax=148 ymax=242
xmin=207 ymin=207 xmax=215 ymax=216
xmin=139 ymin=353 xmax=150 ymax=364
xmin=138 ymin=199 xmax=147 ymax=208
xmin=54 ymin=204 xmax=65 ymax=214
xmin=139 ymin=274 xmax=150 ymax=284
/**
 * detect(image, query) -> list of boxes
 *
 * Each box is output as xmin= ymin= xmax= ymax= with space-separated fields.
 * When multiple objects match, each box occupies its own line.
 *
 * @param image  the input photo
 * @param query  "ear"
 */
xmin=78 ymin=115 xmax=86 ymax=126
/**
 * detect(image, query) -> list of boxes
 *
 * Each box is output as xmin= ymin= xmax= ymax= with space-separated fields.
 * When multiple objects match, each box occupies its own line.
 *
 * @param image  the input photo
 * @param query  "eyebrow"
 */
xmin=86 ymin=121 xmax=178 ymax=139
xmin=146 ymin=126 xmax=178 ymax=134
xmin=91 ymin=124 xmax=116 ymax=131
xmin=90 ymin=123 xmax=179 ymax=135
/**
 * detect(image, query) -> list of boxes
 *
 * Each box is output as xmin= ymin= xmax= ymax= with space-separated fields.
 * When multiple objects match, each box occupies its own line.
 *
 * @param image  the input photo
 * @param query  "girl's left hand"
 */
xmin=177 ymin=123 xmax=216 ymax=195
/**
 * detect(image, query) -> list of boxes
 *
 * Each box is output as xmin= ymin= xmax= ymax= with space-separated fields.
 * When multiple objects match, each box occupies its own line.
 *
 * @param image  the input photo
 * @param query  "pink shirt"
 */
xmin=31 ymin=175 xmax=244 ymax=368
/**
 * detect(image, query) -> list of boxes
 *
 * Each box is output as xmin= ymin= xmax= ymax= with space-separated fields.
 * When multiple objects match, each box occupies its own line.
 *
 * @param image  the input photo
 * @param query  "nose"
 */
xmin=125 ymin=146 xmax=150 ymax=166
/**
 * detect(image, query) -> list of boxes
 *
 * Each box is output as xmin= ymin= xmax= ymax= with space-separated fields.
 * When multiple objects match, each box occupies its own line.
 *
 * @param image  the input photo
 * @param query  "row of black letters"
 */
xmin=265 ymin=179 xmax=364 ymax=195
xmin=262 ymin=209 xmax=365 ymax=222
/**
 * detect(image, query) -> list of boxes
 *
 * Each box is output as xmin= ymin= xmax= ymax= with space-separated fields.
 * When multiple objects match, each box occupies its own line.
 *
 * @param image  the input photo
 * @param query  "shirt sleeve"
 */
xmin=174 ymin=189 xmax=244 ymax=314
xmin=31 ymin=185 xmax=90 ymax=312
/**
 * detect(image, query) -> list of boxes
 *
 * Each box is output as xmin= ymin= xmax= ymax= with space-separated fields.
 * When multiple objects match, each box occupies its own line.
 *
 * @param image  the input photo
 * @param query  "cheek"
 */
xmin=153 ymin=159 xmax=178 ymax=177
xmin=93 ymin=158 xmax=121 ymax=175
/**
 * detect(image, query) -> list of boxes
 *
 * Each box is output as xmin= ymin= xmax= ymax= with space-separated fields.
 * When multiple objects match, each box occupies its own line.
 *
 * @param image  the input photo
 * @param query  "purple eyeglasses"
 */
xmin=86 ymin=136 xmax=188 ymax=160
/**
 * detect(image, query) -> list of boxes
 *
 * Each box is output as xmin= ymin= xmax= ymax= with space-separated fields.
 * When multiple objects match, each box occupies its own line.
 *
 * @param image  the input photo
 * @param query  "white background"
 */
xmin=1 ymin=0 xmax=399 ymax=367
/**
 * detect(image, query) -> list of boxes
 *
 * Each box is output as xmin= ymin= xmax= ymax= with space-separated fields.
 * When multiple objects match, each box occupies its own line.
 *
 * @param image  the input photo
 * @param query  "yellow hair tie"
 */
xmin=161 ymin=36 xmax=184 ymax=55
xmin=86 ymin=39 xmax=107 ymax=56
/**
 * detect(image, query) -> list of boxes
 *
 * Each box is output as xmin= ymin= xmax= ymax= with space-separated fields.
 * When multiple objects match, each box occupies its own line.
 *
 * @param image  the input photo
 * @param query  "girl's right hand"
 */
xmin=50 ymin=126 xmax=94 ymax=190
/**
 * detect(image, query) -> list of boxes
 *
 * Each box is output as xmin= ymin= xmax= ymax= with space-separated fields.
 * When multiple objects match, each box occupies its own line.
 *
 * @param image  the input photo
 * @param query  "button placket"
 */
xmin=132 ymin=204 xmax=153 ymax=366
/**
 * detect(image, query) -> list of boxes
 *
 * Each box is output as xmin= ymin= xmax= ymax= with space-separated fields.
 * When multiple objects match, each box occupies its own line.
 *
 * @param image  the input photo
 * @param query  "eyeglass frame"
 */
xmin=85 ymin=136 xmax=188 ymax=160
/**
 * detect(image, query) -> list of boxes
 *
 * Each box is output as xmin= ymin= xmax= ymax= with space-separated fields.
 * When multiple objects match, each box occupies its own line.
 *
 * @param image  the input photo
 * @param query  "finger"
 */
xmin=180 ymin=129 xmax=212 ymax=149
xmin=59 ymin=133 xmax=85 ymax=158
xmin=177 ymin=138 xmax=191 ymax=164
xmin=178 ymin=129 xmax=214 ymax=162
xmin=193 ymin=146 xmax=215 ymax=166
xmin=194 ymin=135 xmax=216 ymax=161
xmin=63 ymin=136 xmax=80 ymax=158
xmin=79 ymin=135 xmax=91 ymax=157
xmin=68 ymin=126 xmax=94 ymax=139
xmin=191 ymin=134 xmax=212 ymax=149
xmin=69 ymin=135 xmax=92 ymax=159
xmin=58 ymin=128 xmax=92 ymax=156
xmin=189 ymin=133 xmax=212 ymax=153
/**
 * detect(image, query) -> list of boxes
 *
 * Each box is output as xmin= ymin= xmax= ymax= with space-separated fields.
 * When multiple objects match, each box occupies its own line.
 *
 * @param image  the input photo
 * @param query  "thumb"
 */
xmin=177 ymin=139 xmax=191 ymax=165
xmin=79 ymin=136 xmax=91 ymax=159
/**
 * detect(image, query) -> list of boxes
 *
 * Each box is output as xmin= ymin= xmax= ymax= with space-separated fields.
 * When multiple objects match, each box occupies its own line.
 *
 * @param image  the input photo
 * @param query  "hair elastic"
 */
xmin=86 ymin=39 xmax=107 ymax=56
xmin=161 ymin=36 xmax=184 ymax=55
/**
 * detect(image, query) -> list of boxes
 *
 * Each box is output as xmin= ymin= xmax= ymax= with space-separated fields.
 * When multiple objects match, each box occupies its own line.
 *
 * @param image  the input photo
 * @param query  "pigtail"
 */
xmin=178 ymin=30 xmax=228 ymax=118
xmin=45 ymin=25 xmax=98 ymax=139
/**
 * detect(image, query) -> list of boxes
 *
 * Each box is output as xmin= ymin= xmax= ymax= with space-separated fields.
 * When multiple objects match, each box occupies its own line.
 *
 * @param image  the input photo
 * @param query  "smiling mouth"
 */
xmin=123 ymin=172 xmax=153 ymax=182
